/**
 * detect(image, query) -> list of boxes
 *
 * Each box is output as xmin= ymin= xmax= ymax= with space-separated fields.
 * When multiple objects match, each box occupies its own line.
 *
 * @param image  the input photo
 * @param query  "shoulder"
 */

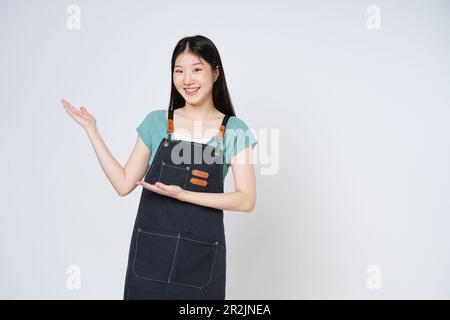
xmin=137 ymin=108 xmax=166 ymax=132
xmin=142 ymin=109 xmax=165 ymax=121
xmin=224 ymin=115 xmax=257 ymax=144
xmin=225 ymin=115 xmax=254 ymax=134
xmin=223 ymin=115 xmax=258 ymax=160
xmin=138 ymin=109 xmax=165 ymax=126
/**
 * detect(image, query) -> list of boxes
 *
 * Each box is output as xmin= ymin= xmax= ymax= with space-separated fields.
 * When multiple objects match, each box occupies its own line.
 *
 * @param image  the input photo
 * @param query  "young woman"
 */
xmin=61 ymin=35 xmax=257 ymax=300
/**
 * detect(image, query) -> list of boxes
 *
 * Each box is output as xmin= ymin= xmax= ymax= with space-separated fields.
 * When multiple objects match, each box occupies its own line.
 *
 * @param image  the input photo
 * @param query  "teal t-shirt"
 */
xmin=136 ymin=109 xmax=258 ymax=179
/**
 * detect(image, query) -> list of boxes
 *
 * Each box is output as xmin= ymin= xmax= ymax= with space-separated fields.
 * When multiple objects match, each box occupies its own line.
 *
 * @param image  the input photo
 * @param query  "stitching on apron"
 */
xmin=168 ymin=244 xmax=218 ymax=290
xmin=181 ymin=236 xmax=218 ymax=246
xmin=137 ymin=227 xmax=219 ymax=246
xmin=132 ymin=227 xmax=219 ymax=289
xmin=158 ymin=161 xmax=190 ymax=189
xmin=168 ymin=233 xmax=180 ymax=283
xmin=132 ymin=228 xmax=173 ymax=285
xmin=141 ymin=138 xmax=165 ymax=183
xmin=137 ymin=228 xmax=178 ymax=239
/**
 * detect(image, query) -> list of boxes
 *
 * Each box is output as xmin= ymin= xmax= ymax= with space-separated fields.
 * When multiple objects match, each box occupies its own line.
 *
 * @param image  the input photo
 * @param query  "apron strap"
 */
xmin=164 ymin=107 xmax=174 ymax=145
xmin=215 ymin=115 xmax=230 ymax=143
xmin=165 ymin=107 xmax=231 ymax=152
xmin=167 ymin=107 xmax=174 ymax=134
xmin=214 ymin=115 xmax=230 ymax=155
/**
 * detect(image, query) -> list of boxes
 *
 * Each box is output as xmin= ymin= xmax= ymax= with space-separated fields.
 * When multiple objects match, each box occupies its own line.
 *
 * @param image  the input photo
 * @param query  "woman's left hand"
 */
xmin=135 ymin=181 xmax=185 ymax=200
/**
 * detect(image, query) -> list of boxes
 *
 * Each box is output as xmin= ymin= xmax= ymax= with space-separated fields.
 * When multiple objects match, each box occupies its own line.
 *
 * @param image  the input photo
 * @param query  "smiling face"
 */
xmin=173 ymin=51 xmax=219 ymax=107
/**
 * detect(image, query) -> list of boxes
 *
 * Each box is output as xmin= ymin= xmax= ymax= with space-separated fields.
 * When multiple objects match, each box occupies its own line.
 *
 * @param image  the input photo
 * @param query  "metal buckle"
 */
xmin=164 ymin=134 xmax=171 ymax=147
xmin=214 ymin=140 xmax=222 ymax=156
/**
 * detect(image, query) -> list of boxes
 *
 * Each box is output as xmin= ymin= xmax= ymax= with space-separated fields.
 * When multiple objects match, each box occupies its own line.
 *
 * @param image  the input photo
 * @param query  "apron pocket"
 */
xmin=132 ymin=227 xmax=178 ymax=282
xmin=158 ymin=161 xmax=190 ymax=189
xmin=170 ymin=236 xmax=219 ymax=289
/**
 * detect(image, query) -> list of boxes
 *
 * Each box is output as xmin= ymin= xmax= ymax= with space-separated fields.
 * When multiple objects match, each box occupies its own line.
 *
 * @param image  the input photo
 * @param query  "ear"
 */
xmin=214 ymin=65 xmax=220 ymax=82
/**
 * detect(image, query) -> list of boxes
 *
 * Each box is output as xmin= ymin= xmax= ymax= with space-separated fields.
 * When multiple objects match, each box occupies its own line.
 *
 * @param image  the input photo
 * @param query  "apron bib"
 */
xmin=123 ymin=107 xmax=230 ymax=299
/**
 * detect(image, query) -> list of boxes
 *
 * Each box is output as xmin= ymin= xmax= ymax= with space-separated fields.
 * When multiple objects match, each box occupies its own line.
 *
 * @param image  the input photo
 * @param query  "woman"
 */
xmin=61 ymin=35 xmax=258 ymax=299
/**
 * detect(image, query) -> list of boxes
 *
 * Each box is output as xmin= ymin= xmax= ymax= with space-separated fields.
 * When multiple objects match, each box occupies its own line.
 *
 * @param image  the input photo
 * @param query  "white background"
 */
xmin=1 ymin=0 xmax=449 ymax=299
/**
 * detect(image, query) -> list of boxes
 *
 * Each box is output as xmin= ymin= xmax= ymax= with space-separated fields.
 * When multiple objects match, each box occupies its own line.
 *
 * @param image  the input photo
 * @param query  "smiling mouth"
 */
xmin=184 ymin=87 xmax=200 ymax=95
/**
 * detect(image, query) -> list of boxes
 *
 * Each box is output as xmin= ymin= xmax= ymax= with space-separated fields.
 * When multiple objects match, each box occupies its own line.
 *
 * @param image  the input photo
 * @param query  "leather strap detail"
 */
xmin=190 ymin=178 xmax=208 ymax=187
xmin=191 ymin=169 xmax=209 ymax=179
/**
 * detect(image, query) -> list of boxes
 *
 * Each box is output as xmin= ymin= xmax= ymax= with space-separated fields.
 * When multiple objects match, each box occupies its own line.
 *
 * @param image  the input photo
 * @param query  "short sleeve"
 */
xmin=223 ymin=116 xmax=258 ymax=163
xmin=136 ymin=110 xmax=160 ymax=151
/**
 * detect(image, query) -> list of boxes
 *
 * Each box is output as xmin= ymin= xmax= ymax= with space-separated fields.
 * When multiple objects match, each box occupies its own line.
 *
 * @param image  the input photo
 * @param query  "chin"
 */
xmin=185 ymin=95 xmax=202 ymax=102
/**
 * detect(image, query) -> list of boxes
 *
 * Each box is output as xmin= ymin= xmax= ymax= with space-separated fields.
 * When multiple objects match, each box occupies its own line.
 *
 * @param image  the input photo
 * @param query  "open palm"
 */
xmin=61 ymin=98 xmax=96 ymax=131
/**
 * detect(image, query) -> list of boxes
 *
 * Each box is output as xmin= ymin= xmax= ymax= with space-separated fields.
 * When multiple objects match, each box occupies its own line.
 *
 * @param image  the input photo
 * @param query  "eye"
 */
xmin=175 ymin=70 xmax=182 ymax=73
xmin=194 ymin=68 xmax=202 ymax=72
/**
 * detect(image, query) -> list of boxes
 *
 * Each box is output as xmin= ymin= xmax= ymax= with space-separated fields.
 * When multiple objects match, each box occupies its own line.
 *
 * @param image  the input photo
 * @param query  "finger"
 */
xmin=62 ymin=100 xmax=83 ymax=119
xmin=154 ymin=184 xmax=175 ymax=196
xmin=61 ymin=99 xmax=78 ymax=112
xmin=80 ymin=106 xmax=89 ymax=114
xmin=140 ymin=182 xmax=170 ymax=196
xmin=61 ymin=99 xmax=77 ymax=111
xmin=63 ymin=106 xmax=82 ymax=121
xmin=61 ymin=98 xmax=69 ymax=106
xmin=139 ymin=181 xmax=158 ymax=191
xmin=155 ymin=182 xmax=169 ymax=190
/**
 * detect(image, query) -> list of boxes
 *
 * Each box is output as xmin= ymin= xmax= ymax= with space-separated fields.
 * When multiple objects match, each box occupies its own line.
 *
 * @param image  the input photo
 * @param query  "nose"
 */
xmin=183 ymin=71 xmax=193 ymax=85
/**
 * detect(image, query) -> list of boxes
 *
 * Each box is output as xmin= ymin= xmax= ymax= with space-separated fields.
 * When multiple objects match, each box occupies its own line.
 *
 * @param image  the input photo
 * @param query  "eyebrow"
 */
xmin=174 ymin=62 xmax=204 ymax=68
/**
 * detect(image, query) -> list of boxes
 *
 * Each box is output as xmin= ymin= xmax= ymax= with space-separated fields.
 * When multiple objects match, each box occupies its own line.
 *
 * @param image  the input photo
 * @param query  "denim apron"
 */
xmin=123 ymin=107 xmax=230 ymax=299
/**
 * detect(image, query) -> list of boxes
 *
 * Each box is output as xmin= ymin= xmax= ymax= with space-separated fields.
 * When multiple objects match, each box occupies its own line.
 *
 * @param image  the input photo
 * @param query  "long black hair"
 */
xmin=168 ymin=35 xmax=236 ymax=117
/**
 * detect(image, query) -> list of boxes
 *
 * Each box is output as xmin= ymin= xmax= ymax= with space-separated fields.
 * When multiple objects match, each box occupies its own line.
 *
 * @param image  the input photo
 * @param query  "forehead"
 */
xmin=174 ymin=52 xmax=205 ymax=67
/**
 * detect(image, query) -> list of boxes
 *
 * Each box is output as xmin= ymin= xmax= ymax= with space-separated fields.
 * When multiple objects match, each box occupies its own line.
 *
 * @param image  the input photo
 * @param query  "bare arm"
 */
xmin=62 ymin=98 xmax=151 ymax=197
xmin=86 ymin=128 xmax=150 ymax=196
xmin=177 ymin=145 xmax=256 ymax=213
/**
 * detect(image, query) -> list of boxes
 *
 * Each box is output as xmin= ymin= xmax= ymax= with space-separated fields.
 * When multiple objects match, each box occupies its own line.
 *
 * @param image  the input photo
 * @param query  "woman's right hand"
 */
xmin=61 ymin=98 xmax=97 ymax=132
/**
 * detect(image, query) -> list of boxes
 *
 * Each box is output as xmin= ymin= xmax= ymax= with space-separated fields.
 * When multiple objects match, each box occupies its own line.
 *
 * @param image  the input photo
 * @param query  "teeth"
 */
xmin=185 ymin=87 xmax=199 ymax=92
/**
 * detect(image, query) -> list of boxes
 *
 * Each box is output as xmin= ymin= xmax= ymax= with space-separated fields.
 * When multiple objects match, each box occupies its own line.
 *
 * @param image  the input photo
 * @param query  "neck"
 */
xmin=181 ymin=100 xmax=218 ymax=120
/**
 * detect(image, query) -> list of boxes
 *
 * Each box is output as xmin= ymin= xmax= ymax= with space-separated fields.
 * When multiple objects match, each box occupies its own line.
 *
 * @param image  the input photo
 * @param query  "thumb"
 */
xmin=80 ymin=106 xmax=88 ymax=114
xmin=156 ymin=182 xmax=168 ymax=189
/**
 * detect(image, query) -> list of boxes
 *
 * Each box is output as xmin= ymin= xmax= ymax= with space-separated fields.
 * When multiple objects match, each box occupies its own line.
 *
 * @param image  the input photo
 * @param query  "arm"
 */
xmin=61 ymin=98 xmax=150 ymax=197
xmin=86 ymin=128 xmax=151 ymax=197
xmin=177 ymin=145 xmax=256 ymax=213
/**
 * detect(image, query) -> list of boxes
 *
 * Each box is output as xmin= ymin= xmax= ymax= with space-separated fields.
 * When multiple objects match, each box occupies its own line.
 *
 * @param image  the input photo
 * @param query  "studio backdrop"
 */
xmin=1 ymin=0 xmax=449 ymax=299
